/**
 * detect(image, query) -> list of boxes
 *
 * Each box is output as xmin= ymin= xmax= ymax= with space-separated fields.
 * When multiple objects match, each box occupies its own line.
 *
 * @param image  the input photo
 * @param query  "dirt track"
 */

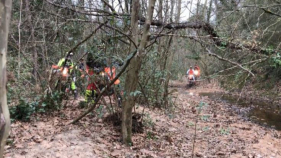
xmin=5 ymin=81 xmax=281 ymax=158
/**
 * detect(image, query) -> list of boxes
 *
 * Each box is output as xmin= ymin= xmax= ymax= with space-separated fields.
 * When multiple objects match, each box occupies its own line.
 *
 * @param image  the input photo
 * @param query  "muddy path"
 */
xmin=5 ymin=81 xmax=281 ymax=158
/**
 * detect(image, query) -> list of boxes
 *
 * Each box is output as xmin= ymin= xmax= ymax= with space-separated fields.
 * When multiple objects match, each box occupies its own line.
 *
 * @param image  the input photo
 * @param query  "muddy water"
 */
xmin=199 ymin=92 xmax=281 ymax=130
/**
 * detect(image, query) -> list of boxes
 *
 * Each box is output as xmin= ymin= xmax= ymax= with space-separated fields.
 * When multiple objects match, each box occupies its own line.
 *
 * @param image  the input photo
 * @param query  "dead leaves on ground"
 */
xmin=5 ymin=83 xmax=281 ymax=157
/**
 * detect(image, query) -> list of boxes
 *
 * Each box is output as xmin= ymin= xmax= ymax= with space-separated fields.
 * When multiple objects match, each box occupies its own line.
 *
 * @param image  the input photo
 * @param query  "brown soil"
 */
xmin=4 ymin=80 xmax=281 ymax=158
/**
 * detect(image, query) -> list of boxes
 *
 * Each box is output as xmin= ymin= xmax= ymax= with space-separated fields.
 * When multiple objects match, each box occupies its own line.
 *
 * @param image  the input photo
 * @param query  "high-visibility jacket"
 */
xmin=187 ymin=69 xmax=194 ymax=75
xmin=57 ymin=58 xmax=74 ymax=73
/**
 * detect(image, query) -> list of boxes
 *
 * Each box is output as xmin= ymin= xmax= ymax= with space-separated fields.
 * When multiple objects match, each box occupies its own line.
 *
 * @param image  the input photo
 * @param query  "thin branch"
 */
xmin=151 ymin=33 xmax=211 ymax=38
xmin=62 ymin=21 xmax=107 ymax=72
xmin=46 ymin=0 xmax=114 ymax=16
xmin=103 ymin=24 xmax=138 ymax=49
xmin=261 ymin=8 xmax=281 ymax=18
xmin=70 ymin=50 xmax=138 ymax=124
xmin=243 ymin=4 xmax=281 ymax=9
xmin=101 ymin=0 xmax=119 ymax=16
xmin=205 ymin=48 xmax=255 ymax=76
xmin=212 ymin=58 xmax=268 ymax=76
xmin=68 ymin=21 xmax=107 ymax=53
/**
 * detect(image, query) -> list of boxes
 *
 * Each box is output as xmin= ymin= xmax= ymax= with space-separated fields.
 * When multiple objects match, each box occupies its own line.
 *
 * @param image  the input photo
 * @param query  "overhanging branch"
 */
xmin=205 ymin=48 xmax=255 ymax=77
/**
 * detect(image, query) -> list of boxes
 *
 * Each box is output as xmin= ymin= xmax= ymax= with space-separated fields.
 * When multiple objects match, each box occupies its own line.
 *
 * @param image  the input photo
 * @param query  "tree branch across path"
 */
xmin=145 ymin=20 xmax=278 ymax=55
xmin=46 ymin=0 xmax=278 ymax=55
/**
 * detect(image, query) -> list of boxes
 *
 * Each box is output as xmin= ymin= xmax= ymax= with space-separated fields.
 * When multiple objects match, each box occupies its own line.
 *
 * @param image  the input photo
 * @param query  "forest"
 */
xmin=0 ymin=0 xmax=281 ymax=157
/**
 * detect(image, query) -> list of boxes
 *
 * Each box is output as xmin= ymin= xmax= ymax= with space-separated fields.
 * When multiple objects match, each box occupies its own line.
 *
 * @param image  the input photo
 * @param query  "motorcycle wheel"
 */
xmin=188 ymin=79 xmax=194 ymax=88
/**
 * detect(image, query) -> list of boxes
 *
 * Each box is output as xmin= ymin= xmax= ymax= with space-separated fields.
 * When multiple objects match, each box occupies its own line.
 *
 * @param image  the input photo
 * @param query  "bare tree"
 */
xmin=0 ymin=0 xmax=12 ymax=157
xmin=122 ymin=0 xmax=156 ymax=145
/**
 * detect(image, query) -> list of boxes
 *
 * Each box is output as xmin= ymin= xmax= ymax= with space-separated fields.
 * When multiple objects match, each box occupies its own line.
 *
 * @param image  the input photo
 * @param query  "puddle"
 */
xmin=200 ymin=92 xmax=281 ymax=130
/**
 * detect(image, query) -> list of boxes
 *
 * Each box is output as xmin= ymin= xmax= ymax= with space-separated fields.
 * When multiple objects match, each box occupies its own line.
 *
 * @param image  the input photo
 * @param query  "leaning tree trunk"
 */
xmin=122 ymin=0 xmax=156 ymax=145
xmin=0 ymin=0 xmax=12 ymax=157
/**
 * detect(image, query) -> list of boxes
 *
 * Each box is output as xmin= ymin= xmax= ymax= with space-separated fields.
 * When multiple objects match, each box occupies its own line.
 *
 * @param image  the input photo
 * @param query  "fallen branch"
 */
xmin=145 ymin=20 xmax=278 ymax=55
xmin=47 ymin=1 xmax=279 ymax=55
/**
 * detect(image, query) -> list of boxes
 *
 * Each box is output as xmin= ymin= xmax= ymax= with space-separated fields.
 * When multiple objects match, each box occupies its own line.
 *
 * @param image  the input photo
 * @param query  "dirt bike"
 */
xmin=50 ymin=66 xmax=73 ymax=99
xmin=89 ymin=66 xmax=123 ymax=107
xmin=187 ymin=74 xmax=196 ymax=88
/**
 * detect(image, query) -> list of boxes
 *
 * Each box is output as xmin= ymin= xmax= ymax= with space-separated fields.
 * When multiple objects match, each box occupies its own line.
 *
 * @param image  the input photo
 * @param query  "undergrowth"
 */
xmin=9 ymin=91 xmax=63 ymax=122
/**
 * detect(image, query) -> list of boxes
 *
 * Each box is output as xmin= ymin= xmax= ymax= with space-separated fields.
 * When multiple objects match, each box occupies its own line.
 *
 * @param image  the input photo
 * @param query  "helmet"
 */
xmin=190 ymin=66 xmax=192 ymax=68
xmin=66 ymin=52 xmax=73 ymax=57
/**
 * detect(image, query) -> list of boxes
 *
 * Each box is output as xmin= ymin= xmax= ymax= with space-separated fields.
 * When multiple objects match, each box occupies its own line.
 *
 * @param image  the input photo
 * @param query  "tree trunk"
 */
xmin=170 ymin=0 xmax=174 ymax=22
xmin=122 ymin=0 xmax=140 ymax=145
xmin=154 ymin=0 xmax=164 ymax=104
xmin=202 ymin=0 xmax=208 ymax=19
xmin=176 ymin=0 xmax=181 ymax=22
xmin=189 ymin=0 xmax=193 ymax=19
xmin=0 ymin=0 xmax=12 ymax=157
xmin=25 ymin=0 xmax=38 ymax=84
xmin=125 ymin=0 xmax=129 ymax=13
xmin=207 ymin=0 xmax=213 ymax=23
xmin=196 ymin=0 xmax=200 ymax=16
xmin=158 ymin=0 xmax=163 ymax=21
xmin=122 ymin=0 xmax=156 ymax=145
xmin=162 ymin=36 xmax=174 ymax=107
xmin=162 ymin=0 xmax=181 ymax=107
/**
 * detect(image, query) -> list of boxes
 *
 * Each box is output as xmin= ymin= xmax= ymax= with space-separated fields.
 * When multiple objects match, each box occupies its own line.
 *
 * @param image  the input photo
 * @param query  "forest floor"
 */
xmin=4 ymin=80 xmax=281 ymax=158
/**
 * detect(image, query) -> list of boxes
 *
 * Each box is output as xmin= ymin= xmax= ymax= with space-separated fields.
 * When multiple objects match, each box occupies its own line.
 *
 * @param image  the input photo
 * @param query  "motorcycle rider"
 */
xmin=52 ymin=51 xmax=78 ymax=99
xmin=186 ymin=66 xmax=195 ymax=81
xmin=194 ymin=64 xmax=200 ymax=79
xmin=194 ymin=65 xmax=200 ymax=72
xmin=84 ymin=52 xmax=106 ymax=104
